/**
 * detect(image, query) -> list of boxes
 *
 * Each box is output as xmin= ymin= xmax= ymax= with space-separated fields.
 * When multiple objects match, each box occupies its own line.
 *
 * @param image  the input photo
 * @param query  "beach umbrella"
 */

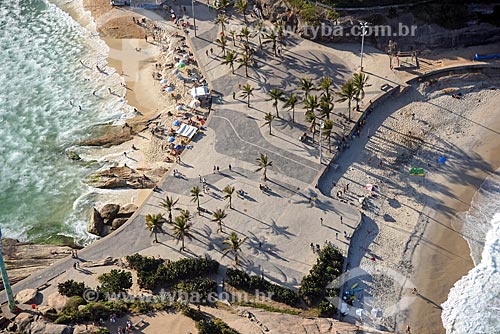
xmin=189 ymin=99 xmax=200 ymax=108
xmin=174 ymin=144 xmax=182 ymax=150
xmin=165 ymin=86 xmax=174 ymax=92
xmin=160 ymin=79 xmax=168 ymax=85
xmin=365 ymin=184 xmax=379 ymax=192
xmin=371 ymin=308 xmax=381 ymax=318
xmin=168 ymin=136 xmax=175 ymax=143
xmin=175 ymin=105 xmax=183 ymax=111
xmin=172 ymin=120 xmax=181 ymax=126
xmin=438 ymin=156 xmax=447 ymax=164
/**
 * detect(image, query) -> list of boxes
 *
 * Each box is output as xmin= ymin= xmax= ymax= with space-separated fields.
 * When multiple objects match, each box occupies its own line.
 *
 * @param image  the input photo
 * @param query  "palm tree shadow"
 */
xmin=260 ymin=219 xmax=295 ymax=239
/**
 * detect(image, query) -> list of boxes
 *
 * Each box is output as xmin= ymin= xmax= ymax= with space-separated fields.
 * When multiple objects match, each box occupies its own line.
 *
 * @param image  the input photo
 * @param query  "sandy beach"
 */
xmin=323 ymin=70 xmax=500 ymax=333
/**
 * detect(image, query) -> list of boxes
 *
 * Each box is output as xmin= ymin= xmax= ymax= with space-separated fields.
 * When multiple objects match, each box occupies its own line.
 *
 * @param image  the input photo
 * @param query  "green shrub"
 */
xmin=62 ymin=296 xmax=85 ymax=313
xmin=299 ymin=245 xmax=343 ymax=305
xmin=132 ymin=256 xmax=219 ymax=290
xmin=318 ymin=300 xmax=337 ymax=317
xmin=126 ymin=253 xmax=163 ymax=272
xmin=58 ymin=280 xmax=87 ymax=298
xmin=225 ymin=268 xmax=299 ymax=306
xmin=197 ymin=318 xmax=239 ymax=334
xmin=97 ymin=269 xmax=132 ymax=296
xmin=181 ymin=306 xmax=207 ymax=322
xmin=176 ymin=278 xmax=217 ymax=304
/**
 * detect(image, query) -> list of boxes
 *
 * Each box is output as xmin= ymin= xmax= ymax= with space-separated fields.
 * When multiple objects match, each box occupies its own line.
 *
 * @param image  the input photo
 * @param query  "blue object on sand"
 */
xmin=438 ymin=156 xmax=447 ymax=164
xmin=174 ymin=144 xmax=182 ymax=150
xmin=168 ymin=136 xmax=175 ymax=142
xmin=172 ymin=120 xmax=181 ymax=126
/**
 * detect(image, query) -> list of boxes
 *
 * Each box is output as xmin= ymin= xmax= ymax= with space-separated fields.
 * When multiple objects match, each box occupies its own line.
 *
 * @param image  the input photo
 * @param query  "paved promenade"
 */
xmin=1 ymin=1 xmax=406 ymax=303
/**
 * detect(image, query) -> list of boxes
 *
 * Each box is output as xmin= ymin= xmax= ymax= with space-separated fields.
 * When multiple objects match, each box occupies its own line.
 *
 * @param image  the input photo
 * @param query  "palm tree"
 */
xmin=180 ymin=209 xmax=192 ymax=222
xmin=223 ymin=185 xmax=235 ymax=209
xmin=322 ymin=119 xmax=334 ymax=152
xmin=253 ymin=20 xmax=265 ymax=48
xmin=336 ymin=79 xmax=358 ymax=121
xmin=262 ymin=112 xmax=274 ymax=135
xmin=237 ymin=50 xmax=253 ymax=77
xmin=234 ymin=0 xmax=248 ymax=22
xmin=239 ymin=26 xmax=251 ymax=44
xmin=352 ymin=72 xmax=370 ymax=110
xmin=215 ymin=35 xmax=228 ymax=56
xmin=263 ymin=30 xmax=279 ymax=56
xmin=211 ymin=208 xmax=227 ymax=233
xmin=283 ymin=93 xmax=299 ymax=123
xmin=145 ymin=213 xmax=166 ymax=243
xmin=299 ymin=78 xmax=314 ymax=98
xmin=303 ymin=94 xmax=319 ymax=115
xmin=240 ymin=84 xmax=254 ymax=107
xmin=228 ymin=29 xmax=237 ymax=46
xmin=160 ymin=196 xmax=178 ymax=224
xmin=319 ymin=76 xmax=334 ymax=97
xmin=222 ymin=50 xmax=237 ymax=74
xmin=319 ymin=98 xmax=333 ymax=120
xmin=305 ymin=111 xmax=317 ymax=142
xmin=255 ymin=153 xmax=272 ymax=181
xmin=171 ymin=215 xmax=193 ymax=251
xmin=222 ymin=232 xmax=248 ymax=265
xmin=190 ymin=186 xmax=203 ymax=214
xmin=215 ymin=13 xmax=228 ymax=34
xmin=267 ymin=88 xmax=285 ymax=118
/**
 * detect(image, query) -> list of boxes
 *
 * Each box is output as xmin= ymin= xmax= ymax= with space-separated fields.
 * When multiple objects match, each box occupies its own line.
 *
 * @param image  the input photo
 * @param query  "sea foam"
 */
xmin=441 ymin=171 xmax=500 ymax=333
xmin=0 ymin=0 xmax=133 ymax=243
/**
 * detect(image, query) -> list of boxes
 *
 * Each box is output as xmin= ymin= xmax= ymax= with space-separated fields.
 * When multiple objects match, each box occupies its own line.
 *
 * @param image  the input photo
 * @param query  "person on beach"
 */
xmin=229 ymin=164 xmax=232 ymax=171
xmin=144 ymin=34 xmax=148 ymax=43
xmin=320 ymin=217 xmax=323 ymax=225
xmin=411 ymin=288 xmax=418 ymax=294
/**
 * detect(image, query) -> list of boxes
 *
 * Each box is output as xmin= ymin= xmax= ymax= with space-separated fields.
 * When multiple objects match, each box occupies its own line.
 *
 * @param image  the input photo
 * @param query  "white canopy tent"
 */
xmin=176 ymin=123 xmax=198 ymax=139
xmin=190 ymin=86 xmax=209 ymax=98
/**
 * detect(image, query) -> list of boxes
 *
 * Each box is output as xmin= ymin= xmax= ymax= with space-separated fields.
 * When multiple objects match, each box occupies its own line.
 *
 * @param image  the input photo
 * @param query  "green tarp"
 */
xmin=409 ymin=168 xmax=425 ymax=176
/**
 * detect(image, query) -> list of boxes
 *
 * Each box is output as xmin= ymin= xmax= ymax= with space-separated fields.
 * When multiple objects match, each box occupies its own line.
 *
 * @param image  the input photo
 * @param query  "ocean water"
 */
xmin=441 ymin=170 xmax=500 ymax=334
xmin=0 ymin=0 xmax=133 ymax=244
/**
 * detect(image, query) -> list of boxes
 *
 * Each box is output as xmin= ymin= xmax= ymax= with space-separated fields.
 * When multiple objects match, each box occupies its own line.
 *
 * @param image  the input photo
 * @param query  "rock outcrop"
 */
xmin=87 ymin=203 xmax=138 ymax=237
xmin=88 ymin=208 xmax=104 ymax=236
xmin=81 ymin=126 xmax=134 ymax=148
xmin=47 ymin=292 xmax=69 ymax=312
xmin=117 ymin=203 xmax=138 ymax=217
xmin=99 ymin=204 xmax=120 ymax=224
xmin=15 ymin=288 xmax=39 ymax=304
xmin=0 ymin=239 xmax=74 ymax=290
xmin=86 ymin=166 xmax=156 ymax=189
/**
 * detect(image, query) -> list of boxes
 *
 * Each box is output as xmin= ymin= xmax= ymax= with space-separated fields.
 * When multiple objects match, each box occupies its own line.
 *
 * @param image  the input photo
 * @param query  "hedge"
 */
xmin=225 ymin=268 xmax=300 ymax=306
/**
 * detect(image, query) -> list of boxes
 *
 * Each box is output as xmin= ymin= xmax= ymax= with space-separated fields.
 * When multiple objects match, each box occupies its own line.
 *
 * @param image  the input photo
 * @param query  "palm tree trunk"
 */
xmin=245 ymin=64 xmax=248 ymax=77
xmin=181 ymin=237 xmax=185 ymax=251
xmin=292 ymin=107 xmax=295 ymax=123
xmin=348 ymin=100 xmax=351 ymax=121
xmin=275 ymin=104 xmax=279 ymax=118
xmin=154 ymin=227 xmax=158 ymax=243
xmin=229 ymin=196 xmax=232 ymax=209
xmin=263 ymin=168 xmax=267 ymax=181
xmin=269 ymin=123 xmax=272 ymax=135
xmin=247 ymin=96 xmax=250 ymax=107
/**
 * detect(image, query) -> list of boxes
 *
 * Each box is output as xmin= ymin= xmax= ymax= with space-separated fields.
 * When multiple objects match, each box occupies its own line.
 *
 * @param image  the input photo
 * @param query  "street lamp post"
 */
xmin=359 ymin=22 xmax=369 ymax=71
xmin=319 ymin=120 xmax=324 ymax=164
xmin=192 ymin=0 xmax=197 ymax=37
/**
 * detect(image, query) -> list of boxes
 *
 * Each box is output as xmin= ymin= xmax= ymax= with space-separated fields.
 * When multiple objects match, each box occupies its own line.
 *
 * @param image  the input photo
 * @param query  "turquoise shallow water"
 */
xmin=0 ymin=0 xmax=130 ymax=243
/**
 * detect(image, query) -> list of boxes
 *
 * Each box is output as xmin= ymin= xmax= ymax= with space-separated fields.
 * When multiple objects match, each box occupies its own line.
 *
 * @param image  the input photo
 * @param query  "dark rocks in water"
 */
xmin=65 ymin=150 xmax=81 ymax=161
xmin=88 ymin=208 xmax=104 ymax=236
xmin=99 ymin=204 xmax=120 ymax=225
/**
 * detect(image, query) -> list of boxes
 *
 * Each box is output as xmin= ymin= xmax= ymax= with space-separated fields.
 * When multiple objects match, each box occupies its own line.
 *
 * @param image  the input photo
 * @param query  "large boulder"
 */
xmin=111 ymin=218 xmax=128 ymax=230
xmin=30 ymin=320 xmax=72 ymax=334
xmin=37 ymin=306 xmax=55 ymax=316
xmin=47 ymin=292 xmax=68 ymax=312
xmin=99 ymin=204 xmax=120 ymax=224
xmin=15 ymin=288 xmax=39 ymax=304
xmin=88 ymin=208 xmax=104 ymax=236
xmin=117 ymin=203 xmax=138 ymax=218
xmin=73 ymin=324 xmax=101 ymax=334
xmin=14 ymin=313 xmax=33 ymax=333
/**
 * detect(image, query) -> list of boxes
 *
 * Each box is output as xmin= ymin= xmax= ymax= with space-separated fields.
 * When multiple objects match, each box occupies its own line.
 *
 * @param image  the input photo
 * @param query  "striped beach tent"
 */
xmin=176 ymin=123 xmax=198 ymax=139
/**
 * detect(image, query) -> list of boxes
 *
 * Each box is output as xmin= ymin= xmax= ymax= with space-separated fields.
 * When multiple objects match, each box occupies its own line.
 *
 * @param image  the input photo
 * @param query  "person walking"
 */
xmin=320 ymin=217 xmax=323 ymax=226
xmin=229 ymin=164 xmax=232 ymax=171
xmin=340 ymin=216 xmax=343 ymax=224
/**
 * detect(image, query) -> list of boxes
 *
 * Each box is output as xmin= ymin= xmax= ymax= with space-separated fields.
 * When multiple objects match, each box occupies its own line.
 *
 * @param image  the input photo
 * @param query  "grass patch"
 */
xmin=237 ymin=301 xmax=300 ymax=315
